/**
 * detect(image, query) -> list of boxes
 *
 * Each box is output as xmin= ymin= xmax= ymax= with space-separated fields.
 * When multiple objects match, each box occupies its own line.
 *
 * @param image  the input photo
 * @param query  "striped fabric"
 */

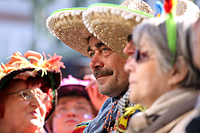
xmin=117 ymin=89 xmax=135 ymax=115
xmin=72 ymin=121 xmax=91 ymax=133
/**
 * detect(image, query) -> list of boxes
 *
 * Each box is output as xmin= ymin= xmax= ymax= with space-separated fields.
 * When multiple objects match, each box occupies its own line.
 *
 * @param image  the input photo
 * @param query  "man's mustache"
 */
xmin=94 ymin=69 xmax=113 ymax=78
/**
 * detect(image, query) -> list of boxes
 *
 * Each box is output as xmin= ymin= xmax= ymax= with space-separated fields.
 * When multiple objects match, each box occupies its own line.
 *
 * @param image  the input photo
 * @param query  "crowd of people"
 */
xmin=0 ymin=0 xmax=200 ymax=133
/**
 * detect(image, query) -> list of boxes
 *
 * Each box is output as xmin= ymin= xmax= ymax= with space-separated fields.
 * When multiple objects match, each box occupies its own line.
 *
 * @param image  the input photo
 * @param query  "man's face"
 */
xmin=192 ymin=19 xmax=200 ymax=69
xmin=87 ymin=36 xmax=129 ymax=97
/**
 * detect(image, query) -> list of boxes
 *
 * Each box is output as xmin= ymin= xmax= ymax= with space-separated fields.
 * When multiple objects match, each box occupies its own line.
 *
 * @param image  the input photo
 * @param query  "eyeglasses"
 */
xmin=9 ymin=89 xmax=50 ymax=104
xmin=134 ymin=48 xmax=140 ymax=61
xmin=55 ymin=104 xmax=90 ymax=116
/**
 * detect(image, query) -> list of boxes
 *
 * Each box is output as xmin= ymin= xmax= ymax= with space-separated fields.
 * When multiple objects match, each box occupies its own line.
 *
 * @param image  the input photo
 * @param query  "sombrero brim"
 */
xmin=176 ymin=0 xmax=199 ymax=19
xmin=0 ymin=68 xmax=61 ymax=121
xmin=46 ymin=8 xmax=92 ymax=58
xmin=82 ymin=3 xmax=153 ymax=59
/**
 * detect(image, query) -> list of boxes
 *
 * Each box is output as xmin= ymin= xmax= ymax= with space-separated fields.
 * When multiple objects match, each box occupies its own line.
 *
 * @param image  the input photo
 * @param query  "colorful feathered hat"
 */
xmin=0 ymin=50 xmax=65 ymax=120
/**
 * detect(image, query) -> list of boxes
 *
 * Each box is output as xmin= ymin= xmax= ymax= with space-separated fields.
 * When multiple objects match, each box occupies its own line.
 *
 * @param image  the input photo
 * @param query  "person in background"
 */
xmin=45 ymin=75 xmax=107 ymax=133
xmin=0 ymin=50 xmax=65 ymax=133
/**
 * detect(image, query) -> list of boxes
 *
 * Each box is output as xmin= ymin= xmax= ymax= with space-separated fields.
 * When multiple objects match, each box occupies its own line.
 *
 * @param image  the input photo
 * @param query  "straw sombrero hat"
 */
xmin=46 ymin=0 xmax=153 ymax=59
xmin=82 ymin=0 xmax=154 ymax=59
xmin=46 ymin=8 xmax=92 ymax=58
xmin=176 ymin=0 xmax=199 ymax=19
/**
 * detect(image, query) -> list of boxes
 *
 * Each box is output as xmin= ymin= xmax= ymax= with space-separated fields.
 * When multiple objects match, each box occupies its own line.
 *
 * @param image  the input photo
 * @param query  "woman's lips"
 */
xmin=29 ymin=111 xmax=39 ymax=117
xmin=65 ymin=119 xmax=78 ymax=124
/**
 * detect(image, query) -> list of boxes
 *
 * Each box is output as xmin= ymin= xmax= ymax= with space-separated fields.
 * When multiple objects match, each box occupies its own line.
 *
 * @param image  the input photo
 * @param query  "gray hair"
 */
xmin=132 ymin=17 xmax=200 ymax=90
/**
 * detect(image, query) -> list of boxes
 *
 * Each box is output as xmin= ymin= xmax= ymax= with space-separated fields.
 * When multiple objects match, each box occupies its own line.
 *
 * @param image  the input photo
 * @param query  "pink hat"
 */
xmin=61 ymin=75 xmax=89 ymax=87
xmin=58 ymin=75 xmax=90 ymax=100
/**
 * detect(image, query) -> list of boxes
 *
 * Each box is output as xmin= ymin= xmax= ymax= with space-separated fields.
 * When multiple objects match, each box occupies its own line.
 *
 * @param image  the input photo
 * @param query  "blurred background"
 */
xmin=0 ymin=0 xmax=200 ymax=79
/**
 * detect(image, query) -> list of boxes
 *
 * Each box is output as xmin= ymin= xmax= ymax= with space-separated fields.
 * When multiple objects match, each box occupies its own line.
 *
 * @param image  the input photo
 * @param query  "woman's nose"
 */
xmin=65 ymin=108 xmax=77 ymax=117
xmin=30 ymin=95 xmax=43 ymax=108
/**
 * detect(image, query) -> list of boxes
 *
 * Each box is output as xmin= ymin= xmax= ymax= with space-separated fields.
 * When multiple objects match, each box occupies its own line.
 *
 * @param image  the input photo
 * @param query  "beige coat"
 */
xmin=126 ymin=89 xmax=199 ymax=133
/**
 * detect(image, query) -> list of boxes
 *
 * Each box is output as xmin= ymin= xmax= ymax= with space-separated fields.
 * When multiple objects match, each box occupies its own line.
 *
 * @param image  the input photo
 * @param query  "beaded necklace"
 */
xmin=103 ymin=100 xmax=121 ymax=133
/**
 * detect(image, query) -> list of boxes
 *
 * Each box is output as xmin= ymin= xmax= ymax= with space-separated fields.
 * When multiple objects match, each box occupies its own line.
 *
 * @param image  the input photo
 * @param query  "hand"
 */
xmin=84 ymin=74 xmax=109 ymax=111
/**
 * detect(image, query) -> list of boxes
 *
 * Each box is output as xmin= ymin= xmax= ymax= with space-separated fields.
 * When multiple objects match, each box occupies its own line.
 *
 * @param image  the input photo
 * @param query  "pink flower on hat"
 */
xmin=61 ymin=75 xmax=90 ymax=87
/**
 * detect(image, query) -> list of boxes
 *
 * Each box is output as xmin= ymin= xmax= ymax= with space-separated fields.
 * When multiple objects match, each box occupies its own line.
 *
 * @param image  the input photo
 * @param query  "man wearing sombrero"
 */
xmin=46 ymin=0 xmax=153 ymax=132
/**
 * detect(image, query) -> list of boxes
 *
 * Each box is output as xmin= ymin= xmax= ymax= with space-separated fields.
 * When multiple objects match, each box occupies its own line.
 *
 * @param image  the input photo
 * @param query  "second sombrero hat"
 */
xmin=82 ymin=1 xmax=154 ymax=59
xmin=46 ymin=8 xmax=92 ymax=58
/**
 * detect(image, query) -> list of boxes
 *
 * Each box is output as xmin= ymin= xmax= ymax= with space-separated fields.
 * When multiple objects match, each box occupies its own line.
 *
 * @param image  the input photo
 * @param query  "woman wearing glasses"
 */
xmin=123 ymin=17 xmax=200 ymax=133
xmin=0 ymin=50 xmax=65 ymax=133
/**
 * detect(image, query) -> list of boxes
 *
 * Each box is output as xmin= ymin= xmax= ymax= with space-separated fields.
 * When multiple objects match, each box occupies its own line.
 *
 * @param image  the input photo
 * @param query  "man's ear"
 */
xmin=168 ymin=56 xmax=188 ymax=86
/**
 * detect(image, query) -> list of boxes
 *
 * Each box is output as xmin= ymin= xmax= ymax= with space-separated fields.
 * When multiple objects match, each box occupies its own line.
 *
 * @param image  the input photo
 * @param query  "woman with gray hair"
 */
xmin=124 ymin=16 xmax=200 ymax=133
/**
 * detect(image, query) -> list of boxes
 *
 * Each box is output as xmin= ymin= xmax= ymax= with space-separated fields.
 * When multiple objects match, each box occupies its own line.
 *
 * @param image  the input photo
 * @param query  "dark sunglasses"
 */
xmin=133 ymin=48 xmax=140 ymax=61
xmin=132 ymin=48 xmax=149 ymax=62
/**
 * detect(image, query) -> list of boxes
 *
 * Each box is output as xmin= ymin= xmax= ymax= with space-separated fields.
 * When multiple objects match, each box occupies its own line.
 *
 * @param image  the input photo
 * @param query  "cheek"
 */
xmin=3 ymin=100 xmax=28 ymax=125
xmin=128 ymin=64 xmax=159 ymax=105
xmin=196 ymin=36 xmax=200 ymax=55
xmin=194 ymin=31 xmax=200 ymax=52
xmin=52 ymin=116 xmax=64 ymax=131
xmin=128 ymin=84 xmax=139 ymax=103
xmin=83 ymin=114 xmax=93 ymax=120
xmin=78 ymin=107 xmax=94 ymax=121
xmin=128 ymin=81 xmax=151 ymax=103
xmin=115 ymin=61 xmax=127 ymax=78
xmin=78 ymin=113 xmax=93 ymax=121
xmin=10 ymin=100 xmax=29 ymax=113
xmin=192 ymin=34 xmax=200 ymax=69
xmin=129 ymin=83 xmax=158 ymax=108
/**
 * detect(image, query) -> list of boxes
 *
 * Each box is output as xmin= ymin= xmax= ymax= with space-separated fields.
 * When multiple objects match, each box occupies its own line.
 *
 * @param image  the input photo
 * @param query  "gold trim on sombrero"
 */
xmin=82 ymin=3 xmax=153 ymax=59
xmin=121 ymin=0 xmax=152 ymax=14
xmin=46 ymin=8 xmax=92 ymax=58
